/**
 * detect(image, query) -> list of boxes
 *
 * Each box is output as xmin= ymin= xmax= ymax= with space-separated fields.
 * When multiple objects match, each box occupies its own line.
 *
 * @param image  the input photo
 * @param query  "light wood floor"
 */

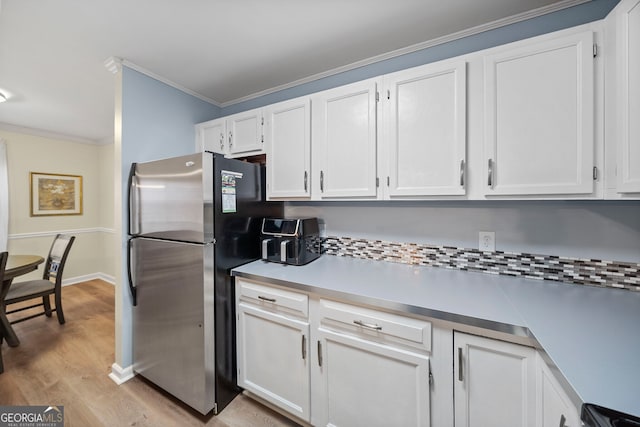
xmin=0 ymin=279 xmax=300 ymax=427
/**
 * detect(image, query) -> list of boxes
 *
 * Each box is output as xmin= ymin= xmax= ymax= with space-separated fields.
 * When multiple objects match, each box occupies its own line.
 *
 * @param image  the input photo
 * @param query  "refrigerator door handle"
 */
xmin=127 ymin=238 xmax=138 ymax=306
xmin=128 ymin=162 xmax=139 ymax=236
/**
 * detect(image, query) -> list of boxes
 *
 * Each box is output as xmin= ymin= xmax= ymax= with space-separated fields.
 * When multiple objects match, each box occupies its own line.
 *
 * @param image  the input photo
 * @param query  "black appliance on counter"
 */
xmin=582 ymin=404 xmax=640 ymax=427
xmin=260 ymin=218 xmax=322 ymax=265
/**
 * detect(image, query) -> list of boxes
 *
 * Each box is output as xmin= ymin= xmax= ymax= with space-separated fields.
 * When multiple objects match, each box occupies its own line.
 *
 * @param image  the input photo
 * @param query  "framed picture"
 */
xmin=30 ymin=172 xmax=83 ymax=216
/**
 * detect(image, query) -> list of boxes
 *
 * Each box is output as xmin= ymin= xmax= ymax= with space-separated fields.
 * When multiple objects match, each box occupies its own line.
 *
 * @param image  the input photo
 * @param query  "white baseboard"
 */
xmin=109 ymin=363 xmax=135 ymax=385
xmin=63 ymin=272 xmax=115 ymax=286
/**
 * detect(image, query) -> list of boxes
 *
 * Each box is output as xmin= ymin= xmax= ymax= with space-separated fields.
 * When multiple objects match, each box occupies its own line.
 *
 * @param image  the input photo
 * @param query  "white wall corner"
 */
xmin=108 ymin=362 xmax=135 ymax=385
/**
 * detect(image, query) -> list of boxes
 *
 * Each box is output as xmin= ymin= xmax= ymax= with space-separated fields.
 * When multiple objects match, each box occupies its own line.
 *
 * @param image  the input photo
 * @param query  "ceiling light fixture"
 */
xmin=0 ymin=92 xmax=6 ymax=103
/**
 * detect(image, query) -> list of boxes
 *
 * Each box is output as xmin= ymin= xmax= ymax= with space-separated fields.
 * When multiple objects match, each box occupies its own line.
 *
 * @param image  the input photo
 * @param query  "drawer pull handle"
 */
xmin=353 ymin=320 xmax=382 ymax=331
xmin=258 ymin=295 xmax=276 ymax=303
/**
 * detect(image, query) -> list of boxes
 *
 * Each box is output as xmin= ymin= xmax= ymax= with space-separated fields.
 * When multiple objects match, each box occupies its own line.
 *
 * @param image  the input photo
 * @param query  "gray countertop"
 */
xmin=232 ymin=255 xmax=640 ymax=418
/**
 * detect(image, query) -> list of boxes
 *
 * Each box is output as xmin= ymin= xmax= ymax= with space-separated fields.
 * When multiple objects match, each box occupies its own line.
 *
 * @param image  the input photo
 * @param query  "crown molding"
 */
xmin=104 ymin=0 xmax=589 ymax=109
xmin=116 ymin=59 xmax=221 ymax=107
xmin=104 ymin=56 xmax=122 ymax=74
xmin=0 ymin=122 xmax=103 ymax=145
xmin=220 ymin=0 xmax=591 ymax=107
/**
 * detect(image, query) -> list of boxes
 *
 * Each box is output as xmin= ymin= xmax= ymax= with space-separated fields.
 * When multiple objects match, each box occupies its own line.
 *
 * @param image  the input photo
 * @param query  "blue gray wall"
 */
xmin=221 ymin=0 xmax=620 ymax=115
xmin=119 ymin=66 xmax=219 ymax=367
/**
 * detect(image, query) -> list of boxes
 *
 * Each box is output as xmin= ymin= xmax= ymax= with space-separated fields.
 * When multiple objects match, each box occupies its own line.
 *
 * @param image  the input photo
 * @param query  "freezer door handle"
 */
xmin=128 ymin=162 xmax=140 ymax=236
xmin=127 ymin=238 xmax=137 ymax=306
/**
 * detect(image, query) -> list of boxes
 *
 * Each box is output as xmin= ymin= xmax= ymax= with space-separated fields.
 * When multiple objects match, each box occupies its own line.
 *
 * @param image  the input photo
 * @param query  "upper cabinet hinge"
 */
xmin=261 ymin=117 xmax=264 ymax=126
xmin=593 ymin=166 xmax=598 ymax=181
xmin=375 ymin=91 xmax=380 ymax=102
xmin=387 ymin=90 xmax=390 ymax=100
xmin=593 ymin=43 xmax=598 ymax=58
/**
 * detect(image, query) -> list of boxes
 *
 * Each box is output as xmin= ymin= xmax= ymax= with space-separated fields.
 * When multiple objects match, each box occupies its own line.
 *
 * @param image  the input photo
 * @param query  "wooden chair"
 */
xmin=5 ymin=235 xmax=75 ymax=326
xmin=0 ymin=251 xmax=8 ymax=373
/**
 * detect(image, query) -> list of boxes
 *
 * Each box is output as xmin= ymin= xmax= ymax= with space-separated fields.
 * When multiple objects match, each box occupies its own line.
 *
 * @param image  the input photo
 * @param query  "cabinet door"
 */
xmin=312 ymin=78 xmax=378 ymax=199
xmin=454 ymin=332 xmax=536 ymax=427
xmin=237 ymin=303 xmax=311 ymax=422
xmin=616 ymin=0 xmax=640 ymax=193
xmin=483 ymin=31 xmax=595 ymax=196
xmin=536 ymin=354 xmax=581 ymax=427
xmin=265 ymin=97 xmax=311 ymax=199
xmin=196 ymin=119 xmax=226 ymax=154
xmin=315 ymin=329 xmax=430 ymax=427
xmin=227 ymin=109 xmax=264 ymax=156
xmin=384 ymin=61 xmax=467 ymax=197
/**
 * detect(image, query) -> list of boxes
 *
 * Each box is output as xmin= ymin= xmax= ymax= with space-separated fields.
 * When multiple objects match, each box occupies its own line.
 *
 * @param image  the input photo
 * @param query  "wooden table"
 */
xmin=1 ymin=255 xmax=45 ymax=347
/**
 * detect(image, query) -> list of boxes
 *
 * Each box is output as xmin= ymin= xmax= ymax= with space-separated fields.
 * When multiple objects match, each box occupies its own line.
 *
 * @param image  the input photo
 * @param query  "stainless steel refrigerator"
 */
xmin=127 ymin=152 xmax=282 ymax=415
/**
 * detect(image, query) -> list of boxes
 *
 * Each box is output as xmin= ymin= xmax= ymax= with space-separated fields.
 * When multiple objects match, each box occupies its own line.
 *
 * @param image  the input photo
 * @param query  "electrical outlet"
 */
xmin=479 ymin=231 xmax=495 ymax=252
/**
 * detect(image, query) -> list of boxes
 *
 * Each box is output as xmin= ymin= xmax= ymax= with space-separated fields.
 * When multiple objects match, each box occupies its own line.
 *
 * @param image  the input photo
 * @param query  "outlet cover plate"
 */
xmin=479 ymin=231 xmax=495 ymax=252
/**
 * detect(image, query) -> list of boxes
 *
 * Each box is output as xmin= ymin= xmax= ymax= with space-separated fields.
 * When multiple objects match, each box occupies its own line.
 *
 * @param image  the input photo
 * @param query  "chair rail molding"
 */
xmin=8 ymin=227 xmax=115 ymax=240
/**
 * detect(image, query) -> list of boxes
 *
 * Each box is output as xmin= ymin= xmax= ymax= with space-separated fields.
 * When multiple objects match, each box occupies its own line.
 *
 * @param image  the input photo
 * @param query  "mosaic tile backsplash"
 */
xmin=323 ymin=236 xmax=640 ymax=292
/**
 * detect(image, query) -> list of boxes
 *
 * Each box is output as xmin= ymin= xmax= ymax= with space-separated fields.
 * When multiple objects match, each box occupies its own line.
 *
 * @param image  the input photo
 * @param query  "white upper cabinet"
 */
xmin=615 ymin=0 xmax=640 ymax=193
xmin=195 ymin=107 xmax=265 ymax=158
xmin=265 ymin=97 xmax=311 ymax=199
xmin=483 ymin=31 xmax=596 ymax=197
xmin=382 ymin=60 xmax=467 ymax=197
xmin=311 ymin=78 xmax=379 ymax=199
xmin=227 ymin=108 xmax=264 ymax=157
xmin=195 ymin=118 xmax=226 ymax=155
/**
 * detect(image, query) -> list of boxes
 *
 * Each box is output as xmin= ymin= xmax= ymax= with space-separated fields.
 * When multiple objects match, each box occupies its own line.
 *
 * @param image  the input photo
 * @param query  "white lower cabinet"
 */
xmin=314 ymin=330 xmax=430 ymax=427
xmin=236 ymin=279 xmax=311 ymax=422
xmin=537 ymin=353 xmax=581 ymax=427
xmin=236 ymin=278 xmax=434 ymax=426
xmin=454 ymin=331 xmax=537 ymax=427
xmin=454 ymin=332 xmax=582 ymax=427
xmin=236 ymin=279 xmax=581 ymax=427
xmin=314 ymin=299 xmax=432 ymax=427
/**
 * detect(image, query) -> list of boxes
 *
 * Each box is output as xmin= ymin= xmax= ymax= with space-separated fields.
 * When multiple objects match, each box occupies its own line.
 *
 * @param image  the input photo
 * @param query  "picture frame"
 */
xmin=30 ymin=172 xmax=83 ymax=216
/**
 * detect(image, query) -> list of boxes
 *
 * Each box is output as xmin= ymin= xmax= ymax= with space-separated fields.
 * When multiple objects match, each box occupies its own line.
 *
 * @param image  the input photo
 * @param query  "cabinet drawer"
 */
xmin=237 ymin=279 xmax=308 ymax=318
xmin=318 ymin=299 xmax=431 ymax=352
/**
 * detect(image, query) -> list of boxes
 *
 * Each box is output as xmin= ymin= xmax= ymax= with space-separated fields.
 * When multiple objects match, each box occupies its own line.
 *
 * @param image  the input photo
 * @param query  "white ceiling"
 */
xmin=0 ymin=0 xmax=583 ymax=143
